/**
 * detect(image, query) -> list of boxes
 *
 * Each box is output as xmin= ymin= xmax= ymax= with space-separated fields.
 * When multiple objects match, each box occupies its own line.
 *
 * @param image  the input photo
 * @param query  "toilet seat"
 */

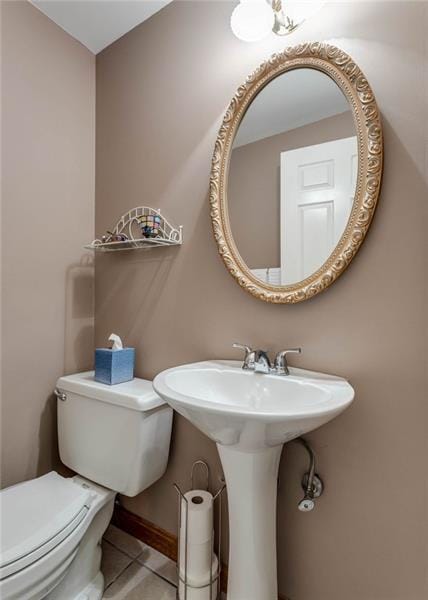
xmin=0 ymin=472 xmax=92 ymax=580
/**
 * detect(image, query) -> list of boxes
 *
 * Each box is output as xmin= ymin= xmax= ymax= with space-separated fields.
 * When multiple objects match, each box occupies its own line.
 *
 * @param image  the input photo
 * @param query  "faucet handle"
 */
xmin=274 ymin=348 xmax=302 ymax=375
xmin=232 ymin=342 xmax=252 ymax=354
xmin=232 ymin=343 xmax=255 ymax=370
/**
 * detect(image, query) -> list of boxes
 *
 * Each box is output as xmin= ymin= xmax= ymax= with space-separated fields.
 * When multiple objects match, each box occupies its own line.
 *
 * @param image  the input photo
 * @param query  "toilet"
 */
xmin=0 ymin=371 xmax=173 ymax=600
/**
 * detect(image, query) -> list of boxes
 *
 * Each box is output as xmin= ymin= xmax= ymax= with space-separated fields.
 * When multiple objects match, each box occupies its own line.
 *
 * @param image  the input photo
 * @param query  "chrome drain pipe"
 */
xmin=294 ymin=437 xmax=324 ymax=512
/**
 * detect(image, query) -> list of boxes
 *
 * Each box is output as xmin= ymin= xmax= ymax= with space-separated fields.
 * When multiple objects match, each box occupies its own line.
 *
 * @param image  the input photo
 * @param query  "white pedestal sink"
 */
xmin=153 ymin=360 xmax=354 ymax=600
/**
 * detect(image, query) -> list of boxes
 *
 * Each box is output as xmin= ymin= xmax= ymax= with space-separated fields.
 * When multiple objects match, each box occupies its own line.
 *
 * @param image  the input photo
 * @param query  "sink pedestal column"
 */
xmin=217 ymin=444 xmax=283 ymax=600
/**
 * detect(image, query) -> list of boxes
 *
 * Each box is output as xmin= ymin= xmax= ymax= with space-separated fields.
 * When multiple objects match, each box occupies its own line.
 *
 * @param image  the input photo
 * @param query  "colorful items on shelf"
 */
xmin=101 ymin=231 xmax=129 ymax=243
xmin=137 ymin=214 xmax=161 ymax=238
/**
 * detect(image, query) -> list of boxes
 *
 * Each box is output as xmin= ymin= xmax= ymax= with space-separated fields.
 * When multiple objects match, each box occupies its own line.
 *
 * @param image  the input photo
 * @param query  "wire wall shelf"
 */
xmin=85 ymin=207 xmax=183 ymax=252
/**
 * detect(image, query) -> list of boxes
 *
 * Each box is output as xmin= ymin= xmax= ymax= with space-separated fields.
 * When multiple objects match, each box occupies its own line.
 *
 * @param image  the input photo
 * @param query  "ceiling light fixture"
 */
xmin=231 ymin=0 xmax=326 ymax=42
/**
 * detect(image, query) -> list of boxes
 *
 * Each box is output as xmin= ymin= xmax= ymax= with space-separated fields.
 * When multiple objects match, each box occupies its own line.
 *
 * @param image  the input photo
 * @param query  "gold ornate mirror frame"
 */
xmin=209 ymin=43 xmax=383 ymax=303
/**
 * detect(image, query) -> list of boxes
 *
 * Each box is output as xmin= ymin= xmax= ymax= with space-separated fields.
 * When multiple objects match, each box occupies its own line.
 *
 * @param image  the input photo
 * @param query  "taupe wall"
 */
xmin=95 ymin=2 xmax=428 ymax=599
xmin=1 ymin=1 xmax=95 ymax=487
xmin=229 ymin=111 xmax=355 ymax=268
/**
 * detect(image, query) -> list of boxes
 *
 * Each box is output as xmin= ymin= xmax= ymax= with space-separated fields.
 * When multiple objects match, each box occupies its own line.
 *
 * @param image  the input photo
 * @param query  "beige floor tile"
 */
xmin=103 ymin=562 xmax=176 ymax=600
xmin=136 ymin=545 xmax=178 ymax=586
xmin=101 ymin=540 xmax=133 ymax=588
xmin=104 ymin=524 xmax=146 ymax=558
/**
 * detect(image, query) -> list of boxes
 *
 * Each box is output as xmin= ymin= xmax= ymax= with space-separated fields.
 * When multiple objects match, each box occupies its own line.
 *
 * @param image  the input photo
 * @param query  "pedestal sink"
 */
xmin=153 ymin=360 xmax=354 ymax=600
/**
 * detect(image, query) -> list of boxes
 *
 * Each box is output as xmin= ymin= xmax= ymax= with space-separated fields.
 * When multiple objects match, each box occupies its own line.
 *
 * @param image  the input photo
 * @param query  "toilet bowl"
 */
xmin=0 ymin=372 xmax=173 ymax=600
xmin=0 ymin=473 xmax=115 ymax=600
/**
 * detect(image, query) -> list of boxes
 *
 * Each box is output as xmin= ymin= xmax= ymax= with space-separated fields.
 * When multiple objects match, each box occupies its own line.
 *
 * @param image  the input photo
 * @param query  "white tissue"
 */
xmin=108 ymin=333 xmax=123 ymax=350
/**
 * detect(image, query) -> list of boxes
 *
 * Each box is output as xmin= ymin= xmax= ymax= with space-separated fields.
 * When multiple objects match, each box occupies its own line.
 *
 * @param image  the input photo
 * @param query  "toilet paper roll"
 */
xmin=179 ymin=538 xmax=213 ymax=583
xmin=179 ymin=555 xmax=219 ymax=600
xmin=179 ymin=490 xmax=214 ymax=581
xmin=180 ymin=490 xmax=213 ymax=544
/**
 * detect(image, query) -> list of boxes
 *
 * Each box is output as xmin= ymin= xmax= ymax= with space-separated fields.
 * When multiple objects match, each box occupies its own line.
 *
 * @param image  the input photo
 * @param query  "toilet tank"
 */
xmin=56 ymin=371 xmax=173 ymax=497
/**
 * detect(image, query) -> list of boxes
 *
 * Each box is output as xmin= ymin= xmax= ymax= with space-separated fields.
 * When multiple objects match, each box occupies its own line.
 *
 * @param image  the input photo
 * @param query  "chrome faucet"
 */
xmin=232 ymin=343 xmax=255 ymax=370
xmin=253 ymin=349 xmax=271 ymax=373
xmin=273 ymin=348 xmax=302 ymax=375
xmin=233 ymin=343 xmax=301 ymax=376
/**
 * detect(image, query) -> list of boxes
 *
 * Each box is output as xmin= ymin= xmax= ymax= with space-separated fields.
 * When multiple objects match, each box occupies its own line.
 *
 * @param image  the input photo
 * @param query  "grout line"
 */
xmin=104 ymin=559 xmax=177 ymax=595
xmin=103 ymin=535 xmax=146 ymax=561
xmin=141 ymin=562 xmax=178 ymax=589
xmin=102 ymin=541 xmax=134 ymax=592
xmin=104 ymin=560 xmax=136 ymax=592
xmin=103 ymin=531 xmax=178 ymax=591
xmin=103 ymin=536 xmax=177 ymax=590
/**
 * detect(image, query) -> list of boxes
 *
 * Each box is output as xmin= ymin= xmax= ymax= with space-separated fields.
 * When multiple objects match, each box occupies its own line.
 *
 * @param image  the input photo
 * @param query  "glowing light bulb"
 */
xmin=230 ymin=0 xmax=275 ymax=43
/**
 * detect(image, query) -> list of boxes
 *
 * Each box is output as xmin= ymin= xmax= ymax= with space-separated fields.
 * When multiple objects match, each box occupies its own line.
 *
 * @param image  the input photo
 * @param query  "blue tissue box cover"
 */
xmin=94 ymin=348 xmax=135 ymax=385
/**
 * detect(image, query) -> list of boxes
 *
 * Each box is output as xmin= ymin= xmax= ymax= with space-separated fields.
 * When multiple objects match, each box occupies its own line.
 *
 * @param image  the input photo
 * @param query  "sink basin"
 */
xmin=153 ymin=360 xmax=354 ymax=600
xmin=153 ymin=360 xmax=354 ymax=450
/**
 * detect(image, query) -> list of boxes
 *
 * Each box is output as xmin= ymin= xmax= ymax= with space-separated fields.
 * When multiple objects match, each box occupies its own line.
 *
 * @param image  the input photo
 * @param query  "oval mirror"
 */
xmin=210 ymin=44 xmax=383 ymax=303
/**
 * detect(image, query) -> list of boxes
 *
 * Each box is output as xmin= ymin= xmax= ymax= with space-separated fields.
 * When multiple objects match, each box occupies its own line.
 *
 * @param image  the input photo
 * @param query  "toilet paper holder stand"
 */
xmin=174 ymin=460 xmax=226 ymax=600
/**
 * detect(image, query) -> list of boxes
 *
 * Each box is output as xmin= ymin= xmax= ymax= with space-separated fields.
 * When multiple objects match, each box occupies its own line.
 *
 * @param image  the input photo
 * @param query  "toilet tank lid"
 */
xmin=56 ymin=371 xmax=166 ymax=412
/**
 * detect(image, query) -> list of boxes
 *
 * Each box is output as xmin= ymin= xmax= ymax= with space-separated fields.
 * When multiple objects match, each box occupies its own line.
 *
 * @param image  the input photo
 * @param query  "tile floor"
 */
xmin=101 ymin=524 xmax=226 ymax=599
xmin=101 ymin=524 xmax=177 ymax=599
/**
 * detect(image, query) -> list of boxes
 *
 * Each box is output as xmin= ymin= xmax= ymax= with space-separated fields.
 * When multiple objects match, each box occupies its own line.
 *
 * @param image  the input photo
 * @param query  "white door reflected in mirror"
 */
xmin=228 ymin=67 xmax=358 ymax=288
xmin=281 ymin=136 xmax=358 ymax=284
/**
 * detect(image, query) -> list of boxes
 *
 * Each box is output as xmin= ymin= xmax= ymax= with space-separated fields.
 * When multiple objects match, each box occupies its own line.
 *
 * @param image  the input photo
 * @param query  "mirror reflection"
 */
xmin=228 ymin=68 xmax=357 ymax=286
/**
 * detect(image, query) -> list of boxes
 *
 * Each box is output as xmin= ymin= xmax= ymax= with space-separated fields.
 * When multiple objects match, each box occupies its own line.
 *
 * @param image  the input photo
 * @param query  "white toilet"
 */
xmin=0 ymin=371 xmax=173 ymax=600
